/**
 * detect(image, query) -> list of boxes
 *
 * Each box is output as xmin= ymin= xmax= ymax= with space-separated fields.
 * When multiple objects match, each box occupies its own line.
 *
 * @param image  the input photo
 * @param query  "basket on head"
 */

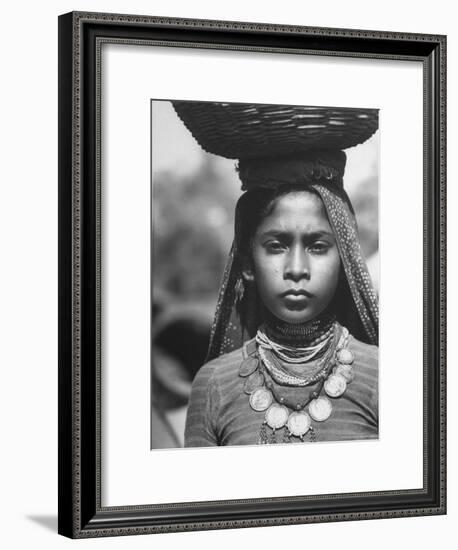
xmin=173 ymin=101 xmax=379 ymax=160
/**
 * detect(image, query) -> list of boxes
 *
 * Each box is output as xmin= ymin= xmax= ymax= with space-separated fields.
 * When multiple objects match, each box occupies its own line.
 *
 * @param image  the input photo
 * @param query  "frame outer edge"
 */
xmin=438 ymin=35 xmax=446 ymax=514
xmin=59 ymin=11 xmax=447 ymax=538
xmin=69 ymin=10 xmax=445 ymax=43
xmin=72 ymin=10 xmax=84 ymax=538
xmin=58 ymin=11 xmax=77 ymax=539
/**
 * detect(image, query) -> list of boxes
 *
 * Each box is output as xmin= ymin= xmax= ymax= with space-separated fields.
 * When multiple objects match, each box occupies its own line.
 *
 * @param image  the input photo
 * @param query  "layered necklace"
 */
xmin=238 ymin=314 xmax=355 ymax=444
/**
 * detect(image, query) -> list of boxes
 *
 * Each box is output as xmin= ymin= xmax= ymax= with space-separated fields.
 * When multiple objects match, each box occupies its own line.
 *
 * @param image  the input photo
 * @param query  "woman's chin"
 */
xmin=275 ymin=310 xmax=317 ymax=325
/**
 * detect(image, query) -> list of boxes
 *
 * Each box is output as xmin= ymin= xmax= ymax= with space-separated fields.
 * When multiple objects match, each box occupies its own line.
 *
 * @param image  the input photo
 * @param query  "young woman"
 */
xmin=174 ymin=103 xmax=379 ymax=446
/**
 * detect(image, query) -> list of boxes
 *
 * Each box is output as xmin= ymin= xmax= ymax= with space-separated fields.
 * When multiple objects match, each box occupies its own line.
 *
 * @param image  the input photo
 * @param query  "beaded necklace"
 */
xmin=256 ymin=324 xmax=336 ymax=385
xmin=256 ymin=324 xmax=333 ymax=364
xmin=238 ymin=316 xmax=356 ymax=444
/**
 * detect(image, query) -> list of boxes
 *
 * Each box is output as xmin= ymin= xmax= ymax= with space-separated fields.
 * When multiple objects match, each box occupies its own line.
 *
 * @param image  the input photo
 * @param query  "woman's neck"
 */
xmin=263 ymin=309 xmax=336 ymax=346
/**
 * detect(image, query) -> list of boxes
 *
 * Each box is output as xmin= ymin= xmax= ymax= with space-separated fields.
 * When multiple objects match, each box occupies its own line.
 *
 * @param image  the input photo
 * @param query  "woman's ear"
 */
xmin=241 ymin=250 xmax=255 ymax=282
xmin=242 ymin=267 xmax=255 ymax=282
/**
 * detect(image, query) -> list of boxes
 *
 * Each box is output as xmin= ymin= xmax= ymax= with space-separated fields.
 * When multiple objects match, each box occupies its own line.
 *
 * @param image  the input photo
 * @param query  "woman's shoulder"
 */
xmin=348 ymin=334 xmax=378 ymax=358
xmin=192 ymin=340 xmax=253 ymax=385
xmin=347 ymin=333 xmax=378 ymax=377
xmin=348 ymin=334 xmax=378 ymax=357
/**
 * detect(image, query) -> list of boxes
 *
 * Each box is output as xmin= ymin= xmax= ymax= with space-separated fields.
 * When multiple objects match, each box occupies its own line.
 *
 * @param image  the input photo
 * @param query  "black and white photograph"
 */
xmin=150 ymin=100 xmax=380 ymax=449
xmin=54 ymin=7 xmax=447 ymax=541
xmin=1 ymin=0 xmax=454 ymax=545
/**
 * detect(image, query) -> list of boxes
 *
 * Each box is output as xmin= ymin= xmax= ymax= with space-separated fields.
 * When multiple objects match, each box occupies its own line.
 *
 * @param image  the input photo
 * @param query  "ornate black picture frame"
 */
xmin=58 ymin=11 xmax=446 ymax=538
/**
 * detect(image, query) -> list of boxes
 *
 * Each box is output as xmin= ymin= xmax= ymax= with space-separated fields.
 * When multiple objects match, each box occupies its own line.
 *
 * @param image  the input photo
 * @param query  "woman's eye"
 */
xmin=265 ymin=241 xmax=286 ymax=252
xmin=309 ymin=242 xmax=330 ymax=254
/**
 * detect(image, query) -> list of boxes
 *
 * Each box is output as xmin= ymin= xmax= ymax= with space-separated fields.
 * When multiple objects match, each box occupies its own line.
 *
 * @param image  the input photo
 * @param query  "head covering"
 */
xmin=172 ymin=102 xmax=379 ymax=361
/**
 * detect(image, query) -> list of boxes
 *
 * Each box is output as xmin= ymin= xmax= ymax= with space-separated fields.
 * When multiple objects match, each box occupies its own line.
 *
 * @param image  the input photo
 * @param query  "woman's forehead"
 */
xmin=258 ymin=191 xmax=331 ymax=233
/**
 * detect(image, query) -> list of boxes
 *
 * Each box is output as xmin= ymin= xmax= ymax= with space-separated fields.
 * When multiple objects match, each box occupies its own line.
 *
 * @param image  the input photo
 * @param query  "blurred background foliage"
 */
xmin=152 ymin=156 xmax=238 ymax=302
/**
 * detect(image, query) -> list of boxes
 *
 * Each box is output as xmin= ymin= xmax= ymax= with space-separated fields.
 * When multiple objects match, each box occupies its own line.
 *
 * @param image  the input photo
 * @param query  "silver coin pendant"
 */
xmin=265 ymin=404 xmax=289 ymax=430
xmin=336 ymin=348 xmax=354 ymax=365
xmin=239 ymin=356 xmax=259 ymax=377
xmin=309 ymin=396 xmax=333 ymax=422
xmin=287 ymin=411 xmax=311 ymax=437
xmin=333 ymin=363 xmax=355 ymax=383
xmin=249 ymin=387 xmax=273 ymax=412
xmin=324 ymin=373 xmax=347 ymax=398
xmin=244 ymin=370 xmax=265 ymax=395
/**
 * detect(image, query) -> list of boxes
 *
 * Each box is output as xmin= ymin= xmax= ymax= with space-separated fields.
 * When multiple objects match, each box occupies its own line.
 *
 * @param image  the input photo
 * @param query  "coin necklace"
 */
xmin=238 ymin=322 xmax=355 ymax=443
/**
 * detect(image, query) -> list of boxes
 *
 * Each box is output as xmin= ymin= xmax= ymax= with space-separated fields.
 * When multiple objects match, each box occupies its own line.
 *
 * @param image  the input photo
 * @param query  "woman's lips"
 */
xmin=281 ymin=290 xmax=313 ymax=309
xmin=283 ymin=294 xmax=310 ymax=310
xmin=283 ymin=294 xmax=309 ymax=304
xmin=281 ymin=289 xmax=314 ymax=298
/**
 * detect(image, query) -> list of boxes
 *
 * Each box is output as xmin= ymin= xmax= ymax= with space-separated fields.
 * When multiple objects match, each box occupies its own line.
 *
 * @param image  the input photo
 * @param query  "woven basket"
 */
xmin=173 ymin=101 xmax=378 ymax=160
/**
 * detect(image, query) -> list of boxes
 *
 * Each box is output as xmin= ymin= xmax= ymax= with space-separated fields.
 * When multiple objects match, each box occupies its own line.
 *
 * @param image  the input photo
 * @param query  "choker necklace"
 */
xmin=256 ymin=322 xmax=334 ymax=366
xmin=263 ymin=310 xmax=336 ymax=347
xmin=238 ymin=321 xmax=355 ymax=443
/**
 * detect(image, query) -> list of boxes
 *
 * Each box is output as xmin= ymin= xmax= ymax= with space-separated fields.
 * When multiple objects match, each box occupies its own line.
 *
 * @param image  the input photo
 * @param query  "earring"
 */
xmin=235 ymin=278 xmax=245 ymax=302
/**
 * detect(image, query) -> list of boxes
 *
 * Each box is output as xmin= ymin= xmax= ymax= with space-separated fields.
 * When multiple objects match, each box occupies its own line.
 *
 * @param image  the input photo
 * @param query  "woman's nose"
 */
xmin=284 ymin=247 xmax=310 ymax=281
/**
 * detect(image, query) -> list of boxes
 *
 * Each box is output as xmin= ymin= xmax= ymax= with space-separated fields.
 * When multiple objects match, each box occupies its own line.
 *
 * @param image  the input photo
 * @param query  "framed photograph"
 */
xmin=58 ymin=11 xmax=446 ymax=538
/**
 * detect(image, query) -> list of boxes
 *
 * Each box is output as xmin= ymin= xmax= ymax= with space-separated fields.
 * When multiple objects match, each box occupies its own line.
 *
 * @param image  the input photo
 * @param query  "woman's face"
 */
xmin=246 ymin=191 xmax=341 ymax=324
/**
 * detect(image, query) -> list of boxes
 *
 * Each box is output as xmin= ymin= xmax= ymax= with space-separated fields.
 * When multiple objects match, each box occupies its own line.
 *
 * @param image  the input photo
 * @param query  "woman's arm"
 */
xmin=184 ymin=363 xmax=220 ymax=447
